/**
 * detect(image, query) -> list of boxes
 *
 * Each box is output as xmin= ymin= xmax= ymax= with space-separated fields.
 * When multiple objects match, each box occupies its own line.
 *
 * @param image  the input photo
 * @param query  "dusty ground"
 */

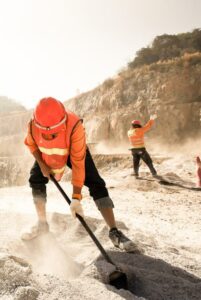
xmin=0 ymin=149 xmax=201 ymax=299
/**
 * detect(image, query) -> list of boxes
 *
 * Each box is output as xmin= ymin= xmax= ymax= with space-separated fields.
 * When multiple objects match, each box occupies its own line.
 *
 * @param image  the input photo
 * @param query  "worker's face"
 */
xmin=42 ymin=132 xmax=59 ymax=140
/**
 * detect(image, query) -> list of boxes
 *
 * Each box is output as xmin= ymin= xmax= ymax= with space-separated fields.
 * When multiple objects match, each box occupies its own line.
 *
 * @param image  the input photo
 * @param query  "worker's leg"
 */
xmin=67 ymin=148 xmax=116 ymax=229
xmin=141 ymin=149 xmax=157 ymax=176
xmin=21 ymin=161 xmax=49 ymax=240
xmin=131 ymin=149 xmax=140 ymax=177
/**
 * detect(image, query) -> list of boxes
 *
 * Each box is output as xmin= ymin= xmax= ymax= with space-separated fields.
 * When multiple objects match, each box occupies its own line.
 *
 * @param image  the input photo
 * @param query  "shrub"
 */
xmin=128 ymin=28 xmax=201 ymax=69
xmin=102 ymin=78 xmax=114 ymax=89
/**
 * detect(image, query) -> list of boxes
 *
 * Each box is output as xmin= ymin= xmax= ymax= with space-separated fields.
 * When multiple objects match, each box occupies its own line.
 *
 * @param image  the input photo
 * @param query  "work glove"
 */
xmin=70 ymin=199 xmax=84 ymax=218
xmin=150 ymin=113 xmax=157 ymax=120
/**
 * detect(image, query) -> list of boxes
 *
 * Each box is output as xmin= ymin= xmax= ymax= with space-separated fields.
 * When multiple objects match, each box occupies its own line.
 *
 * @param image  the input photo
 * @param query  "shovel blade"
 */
xmin=109 ymin=270 xmax=128 ymax=290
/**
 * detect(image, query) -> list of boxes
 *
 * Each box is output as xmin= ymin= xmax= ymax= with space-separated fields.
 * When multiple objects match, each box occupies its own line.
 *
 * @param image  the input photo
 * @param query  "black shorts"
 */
xmin=29 ymin=148 xmax=114 ymax=208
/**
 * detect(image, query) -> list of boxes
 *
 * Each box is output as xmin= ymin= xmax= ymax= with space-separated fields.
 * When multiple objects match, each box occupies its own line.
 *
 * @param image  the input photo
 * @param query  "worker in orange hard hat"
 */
xmin=23 ymin=97 xmax=140 ymax=253
xmin=127 ymin=115 xmax=158 ymax=178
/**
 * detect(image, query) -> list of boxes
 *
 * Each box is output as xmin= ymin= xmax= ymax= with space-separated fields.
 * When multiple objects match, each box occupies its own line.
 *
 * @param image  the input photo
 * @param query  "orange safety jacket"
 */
xmin=25 ymin=110 xmax=82 ymax=182
xmin=127 ymin=120 xmax=154 ymax=149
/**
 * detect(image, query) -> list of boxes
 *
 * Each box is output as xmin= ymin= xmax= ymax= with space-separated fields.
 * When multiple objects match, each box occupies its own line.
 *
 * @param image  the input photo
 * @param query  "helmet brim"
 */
xmin=33 ymin=114 xmax=67 ymax=134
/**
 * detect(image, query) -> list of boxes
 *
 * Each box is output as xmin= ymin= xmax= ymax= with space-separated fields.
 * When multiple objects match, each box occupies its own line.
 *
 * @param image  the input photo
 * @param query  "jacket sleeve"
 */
xmin=24 ymin=121 xmax=38 ymax=153
xmin=70 ymin=122 xmax=86 ymax=188
xmin=142 ymin=119 xmax=154 ymax=133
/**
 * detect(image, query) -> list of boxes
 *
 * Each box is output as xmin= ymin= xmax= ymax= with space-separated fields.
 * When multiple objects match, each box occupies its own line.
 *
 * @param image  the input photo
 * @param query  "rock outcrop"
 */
xmin=64 ymin=54 xmax=201 ymax=144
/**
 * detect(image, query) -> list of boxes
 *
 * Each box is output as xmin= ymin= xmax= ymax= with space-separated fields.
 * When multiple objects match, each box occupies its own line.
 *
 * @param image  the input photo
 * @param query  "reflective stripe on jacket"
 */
xmin=127 ymin=120 xmax=154 ymax=149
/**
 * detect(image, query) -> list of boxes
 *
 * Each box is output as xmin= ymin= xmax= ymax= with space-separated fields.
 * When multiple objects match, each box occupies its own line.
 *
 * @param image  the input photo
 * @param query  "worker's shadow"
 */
xmin=95 ymin=250 xmax=201 ymax=300
xmin=140 ymin=172 xmax=201 ymax=191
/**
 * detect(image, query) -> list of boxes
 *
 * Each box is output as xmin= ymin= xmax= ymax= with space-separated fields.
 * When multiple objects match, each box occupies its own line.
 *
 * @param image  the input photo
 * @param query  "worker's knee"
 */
xmin=95 ymin=196 xmax=114 ymax=210
xmin=31 ymin=185 xmax=47 ymax=200
xmin=33 ymin=196 xmax=47 ymax=204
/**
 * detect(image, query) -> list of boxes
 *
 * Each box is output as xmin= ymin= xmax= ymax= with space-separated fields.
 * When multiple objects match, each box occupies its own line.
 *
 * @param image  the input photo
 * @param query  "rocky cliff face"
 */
xmin=64 ymin=55 xmax=201 ymax=144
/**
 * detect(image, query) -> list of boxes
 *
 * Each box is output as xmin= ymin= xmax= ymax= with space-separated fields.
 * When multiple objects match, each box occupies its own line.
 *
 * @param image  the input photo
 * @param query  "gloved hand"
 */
xmin=39 ymin=161 xmax=52 ymax=179
xmin=150 ymin=113 xmax=157 ymax=120
xmin=70 ymin=199 xmax=84 ymax=218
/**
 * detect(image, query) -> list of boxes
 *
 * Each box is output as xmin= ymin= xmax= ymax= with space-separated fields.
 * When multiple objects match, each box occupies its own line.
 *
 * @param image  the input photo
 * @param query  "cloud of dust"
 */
xmin=16 ymin=233 xmax=83 ymax=280
xmin=92 ymin=137 xmax=201 ymax=160
xmin=148 ymin=137 xmax=201 ymax=160
xmin=93 ymin=140 xmax=130 ymax=154
xmin=0 ymin=200 xmax=83 ymax=282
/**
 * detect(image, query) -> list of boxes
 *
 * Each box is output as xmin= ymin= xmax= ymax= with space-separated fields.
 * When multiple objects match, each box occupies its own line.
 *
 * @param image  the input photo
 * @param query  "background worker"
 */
xmin=196 ymin=156 xmax=201 ymax=187
xmin=127 ymin=116 xmax=158 ymax=178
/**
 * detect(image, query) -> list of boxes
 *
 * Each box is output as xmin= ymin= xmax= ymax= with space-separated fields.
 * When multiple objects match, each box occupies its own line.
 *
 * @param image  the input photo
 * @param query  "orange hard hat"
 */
xmin=34 ymin=97 xmax=66 ymax=133
xmin=131 ymin=120 xmax=141 ymax=125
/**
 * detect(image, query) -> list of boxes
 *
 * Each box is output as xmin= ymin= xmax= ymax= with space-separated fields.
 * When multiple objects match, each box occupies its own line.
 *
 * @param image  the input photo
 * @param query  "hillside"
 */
xmin=0 ymin=96 xmax=26 ymax=116
xmin=0 ymin=97 xmax=31 ymax=157
xmin=64 ymin=53 xmax=201 ymax=144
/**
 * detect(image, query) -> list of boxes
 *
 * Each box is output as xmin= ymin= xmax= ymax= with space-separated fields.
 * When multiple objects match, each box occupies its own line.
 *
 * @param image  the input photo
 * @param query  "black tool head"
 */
xmin=109 ymin=270 xmax=128 ymax=290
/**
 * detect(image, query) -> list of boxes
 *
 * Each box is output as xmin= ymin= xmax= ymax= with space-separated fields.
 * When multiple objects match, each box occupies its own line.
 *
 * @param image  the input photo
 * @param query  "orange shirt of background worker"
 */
xmin=127 ymin=119 xmax=154 ymax=149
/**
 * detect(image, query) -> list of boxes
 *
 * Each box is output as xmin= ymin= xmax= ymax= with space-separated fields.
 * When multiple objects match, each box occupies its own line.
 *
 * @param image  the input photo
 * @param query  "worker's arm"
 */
xmin=70 ymin=121 xmax=86 ymax=196
xmin=32 ymin=149 xmax=52 ymax=179
xmin=142 ymin=119 xmax=154 ymax=133
xmin=24 ymin=121 xmax=38 ymax=153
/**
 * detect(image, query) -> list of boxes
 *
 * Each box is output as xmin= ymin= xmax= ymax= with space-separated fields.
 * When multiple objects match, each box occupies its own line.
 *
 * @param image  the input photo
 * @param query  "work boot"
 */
xmin=21 ymin=221 xmax=49 ymax=241
xmin=152 ymin=174 xmax=162 ymax=180
xmin=109 ymin=228 xmax=143 ymax=253
xmin=132 ymin=173 xmax=139 ymax=179
xmin=150 ymin=167 xmax=157 ymax=177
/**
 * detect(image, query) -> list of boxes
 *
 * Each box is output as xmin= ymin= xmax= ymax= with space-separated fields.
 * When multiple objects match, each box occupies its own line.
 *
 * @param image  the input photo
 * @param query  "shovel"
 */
xmin=50 ymin=175 xmax=128 ymax=290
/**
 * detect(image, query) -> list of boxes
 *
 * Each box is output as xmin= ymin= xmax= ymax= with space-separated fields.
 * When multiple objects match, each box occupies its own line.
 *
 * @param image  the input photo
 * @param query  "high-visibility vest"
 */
xmin=30 ymin=110 xmax=80 ymax=180
xmin=128 ymin=128 xmax=145 ymax=148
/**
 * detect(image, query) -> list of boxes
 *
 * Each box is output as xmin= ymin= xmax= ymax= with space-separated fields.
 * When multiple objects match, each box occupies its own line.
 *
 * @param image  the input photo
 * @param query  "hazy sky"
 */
xmin=0 ymin=0 xmax=201 ymax=109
